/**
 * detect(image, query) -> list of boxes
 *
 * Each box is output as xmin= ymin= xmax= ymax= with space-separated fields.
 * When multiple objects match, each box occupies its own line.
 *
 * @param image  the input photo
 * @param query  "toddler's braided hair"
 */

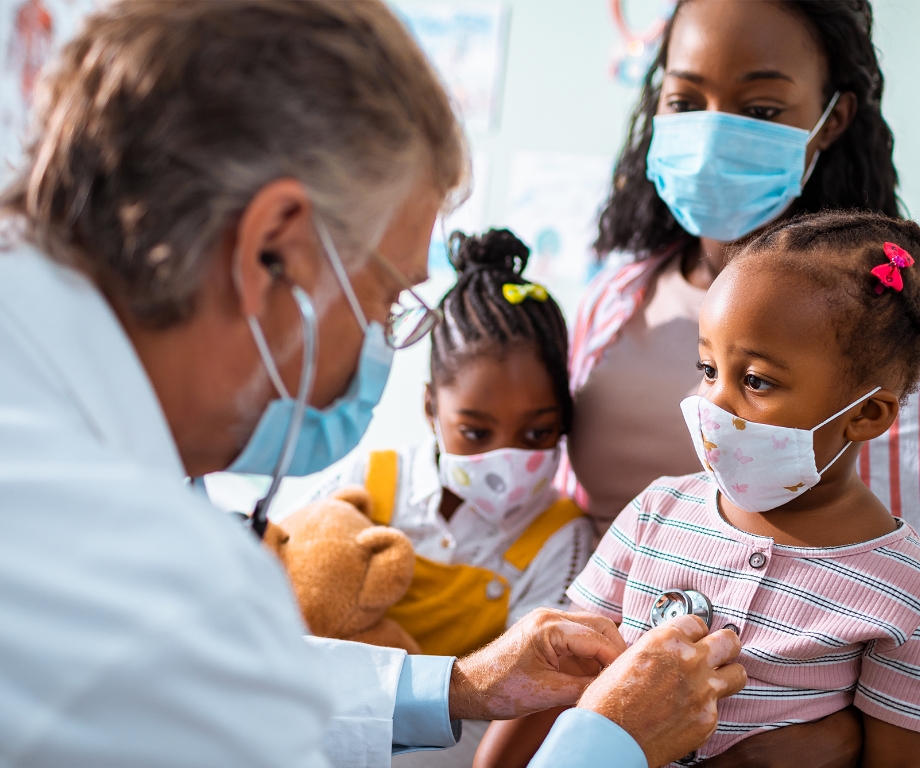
xmin=729 ymin=210 xmax=920 ymax=400
xmin=430 ymin=228 xmax=574 ymax=432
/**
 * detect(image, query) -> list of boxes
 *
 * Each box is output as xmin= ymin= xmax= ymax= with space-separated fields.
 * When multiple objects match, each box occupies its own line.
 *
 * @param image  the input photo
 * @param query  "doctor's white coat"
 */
xmin=0 ymin=245 xmax=407 ymax=767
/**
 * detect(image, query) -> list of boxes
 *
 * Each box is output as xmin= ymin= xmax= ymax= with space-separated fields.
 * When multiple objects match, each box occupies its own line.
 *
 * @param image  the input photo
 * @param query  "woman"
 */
xmin=564 ymin=0 xmax=908 ymax=536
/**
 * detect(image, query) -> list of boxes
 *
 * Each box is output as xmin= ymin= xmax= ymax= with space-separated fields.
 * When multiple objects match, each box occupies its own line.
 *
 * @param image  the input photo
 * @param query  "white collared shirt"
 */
xmin=302 ymin=438 xmax=593 ymax=627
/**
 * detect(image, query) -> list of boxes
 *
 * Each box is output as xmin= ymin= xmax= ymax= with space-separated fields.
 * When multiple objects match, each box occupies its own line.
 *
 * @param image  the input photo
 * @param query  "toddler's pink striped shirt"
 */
xmin=567 ymin=472 xmax=920 ymax=765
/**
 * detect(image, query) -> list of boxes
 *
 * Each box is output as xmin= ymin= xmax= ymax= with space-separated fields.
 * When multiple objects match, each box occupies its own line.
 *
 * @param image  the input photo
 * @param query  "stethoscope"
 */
xmin=649 ymin=589 xmax=715 ymax=630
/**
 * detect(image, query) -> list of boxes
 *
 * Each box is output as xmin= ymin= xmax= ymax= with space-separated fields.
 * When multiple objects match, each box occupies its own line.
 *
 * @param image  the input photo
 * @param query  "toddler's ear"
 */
xmin=845 ymin=389 xmax=900 ymax=443
xmin=423 ymin=383 xmax=436 ymax=432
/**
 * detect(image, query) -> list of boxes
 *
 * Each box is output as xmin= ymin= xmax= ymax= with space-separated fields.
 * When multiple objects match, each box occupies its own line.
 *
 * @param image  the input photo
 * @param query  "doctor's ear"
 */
xmin=233 ymin=178 xmax=319 ymax=318
xmin=814 ymin=91 xmax=857 ymax=152
xmin=844 ymin=389 xmax=899 ymax=443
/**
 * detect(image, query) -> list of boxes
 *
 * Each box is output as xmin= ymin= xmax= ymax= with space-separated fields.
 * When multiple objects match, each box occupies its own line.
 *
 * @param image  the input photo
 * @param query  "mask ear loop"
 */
xmin=314 ymin=217 xmax=369 ymax=333
xmin=801 ymin=91 xmax=841 ymax=187
xmin=813 ymin=386 xmax=881 ymax=475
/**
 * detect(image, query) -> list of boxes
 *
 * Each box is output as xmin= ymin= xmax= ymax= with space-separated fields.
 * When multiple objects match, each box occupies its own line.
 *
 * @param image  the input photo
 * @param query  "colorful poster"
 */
xmin=0 ymin=0 xmax=99 ymax=183
xmin=395 ymin=2 xmax=509 ymax=133
xmin=505 ymin=150 xmax=613 ymax=286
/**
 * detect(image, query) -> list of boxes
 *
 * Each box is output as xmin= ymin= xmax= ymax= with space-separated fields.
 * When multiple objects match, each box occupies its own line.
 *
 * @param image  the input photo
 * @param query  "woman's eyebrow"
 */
xmin=738 ymin=70 xmax=795 ymax=84
xmin=666 ymin=69 xmax=704 ymax=84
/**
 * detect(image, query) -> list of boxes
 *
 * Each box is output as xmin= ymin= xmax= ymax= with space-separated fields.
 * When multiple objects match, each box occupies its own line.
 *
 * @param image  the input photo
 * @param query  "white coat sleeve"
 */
xmin=507 ymin=516 xmax=594 ymax=626
xmin=303 ymin=637 xmax=460 ymax=766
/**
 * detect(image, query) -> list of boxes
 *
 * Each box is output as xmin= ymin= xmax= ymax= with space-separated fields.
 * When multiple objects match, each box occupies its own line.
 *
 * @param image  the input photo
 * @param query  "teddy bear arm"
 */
xmin=348 ymin=617 xmax=422 ymax=655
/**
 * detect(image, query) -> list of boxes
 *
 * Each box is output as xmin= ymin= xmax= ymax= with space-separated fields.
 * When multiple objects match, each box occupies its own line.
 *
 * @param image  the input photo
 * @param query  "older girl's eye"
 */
xmin=458 ymin=427 xmax=489 ymax=443
xmin=744 ymin=374 xmax=773 ymax=391
xmin=524 ymin=427 xmax=557 ymax=445
xmin=696 ymin=361 xmax=716 ymax=380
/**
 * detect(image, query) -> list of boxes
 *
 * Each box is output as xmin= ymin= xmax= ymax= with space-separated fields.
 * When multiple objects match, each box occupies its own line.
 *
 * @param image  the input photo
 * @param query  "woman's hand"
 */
xmin=448 ymin=609 xmax=627 ymax=720
xmin=695 ymin=707 xmax=862 ymax=768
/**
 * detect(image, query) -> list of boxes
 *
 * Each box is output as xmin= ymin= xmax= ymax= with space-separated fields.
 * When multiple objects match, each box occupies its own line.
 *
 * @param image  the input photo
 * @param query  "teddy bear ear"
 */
xmin=355 ymin=526 xmax=415 ymax=610
xmin=332 ymin=486 xmax=375 ymax=520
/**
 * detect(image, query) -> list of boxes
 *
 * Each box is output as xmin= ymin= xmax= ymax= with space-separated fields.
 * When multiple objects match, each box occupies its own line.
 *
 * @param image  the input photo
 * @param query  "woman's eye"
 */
xmin=744 ymin=374 xmax=773 ymax=391
xmin=666 ymin=99 xmax=699 ymax=114
xmin=696 ymin=361 xmax=716 ymax=380
xmin=745 ymin=105 xmax=781 ymax=121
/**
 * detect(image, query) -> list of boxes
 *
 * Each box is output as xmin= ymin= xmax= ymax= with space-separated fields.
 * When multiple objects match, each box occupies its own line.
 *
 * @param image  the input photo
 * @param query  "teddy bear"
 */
xmin=263 ymin=486 xmax=422 ymax=654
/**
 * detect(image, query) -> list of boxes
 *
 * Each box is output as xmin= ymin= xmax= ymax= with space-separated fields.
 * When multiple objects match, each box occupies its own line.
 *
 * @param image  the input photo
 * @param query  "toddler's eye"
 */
xmin=744 ymin=374 xmax=773 ymax=391
xmin=696 ymin=361 xmax=716 ymax=380
xmin=524 ymin=427 xmax=557 ymax=444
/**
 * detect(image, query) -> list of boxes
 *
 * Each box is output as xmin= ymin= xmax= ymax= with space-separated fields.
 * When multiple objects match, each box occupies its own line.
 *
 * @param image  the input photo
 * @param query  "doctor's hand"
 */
xmin=448 ymin=608 xmax=627 ymax=720
xmin=577 ymin=615 xmax=746 ymax=768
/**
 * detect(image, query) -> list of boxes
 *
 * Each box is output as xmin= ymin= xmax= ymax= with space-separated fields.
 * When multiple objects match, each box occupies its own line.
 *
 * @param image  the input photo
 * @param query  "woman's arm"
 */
xmin=696 ymin=708 xmax=863 ymax=768
xmin=861 ymin=714 xmax=920 ymax=767
xmin=473 ymin=707 xmax=567 ymax=768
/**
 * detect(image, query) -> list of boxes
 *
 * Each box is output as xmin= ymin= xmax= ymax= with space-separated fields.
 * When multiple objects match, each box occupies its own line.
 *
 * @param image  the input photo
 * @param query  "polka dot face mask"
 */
xmin=680 ymin=388 xmax=880 ymax=513
xmin=435 ymin=428 xmax=561 ymax=525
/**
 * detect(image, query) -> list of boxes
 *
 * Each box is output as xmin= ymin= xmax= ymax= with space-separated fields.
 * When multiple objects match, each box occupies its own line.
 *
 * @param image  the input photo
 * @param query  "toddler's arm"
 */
xmin=862 ymin=715 xmax=920 ymax=767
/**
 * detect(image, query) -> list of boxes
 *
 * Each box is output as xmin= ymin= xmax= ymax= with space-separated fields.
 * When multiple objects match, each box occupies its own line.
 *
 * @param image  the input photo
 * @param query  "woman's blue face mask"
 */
xmin=645 ymin=93 xmax=840 ymax=242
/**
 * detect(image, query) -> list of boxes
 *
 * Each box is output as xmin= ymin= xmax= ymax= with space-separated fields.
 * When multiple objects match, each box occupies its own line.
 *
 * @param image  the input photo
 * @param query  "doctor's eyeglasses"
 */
xmin=371 ymin=251 xmax=443 ymax=350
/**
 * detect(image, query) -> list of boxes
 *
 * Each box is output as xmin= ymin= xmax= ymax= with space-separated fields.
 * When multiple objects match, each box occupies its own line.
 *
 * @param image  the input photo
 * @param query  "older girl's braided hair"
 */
xmin=430 ymin=228 xmax=574 ymax=431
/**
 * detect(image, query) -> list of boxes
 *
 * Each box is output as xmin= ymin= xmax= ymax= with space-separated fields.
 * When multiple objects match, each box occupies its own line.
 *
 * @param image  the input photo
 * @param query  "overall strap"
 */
xmin=504 ymin=498 xmax=584 ymax=571
xmin=365 ymin=450 xmax=399 ymax=526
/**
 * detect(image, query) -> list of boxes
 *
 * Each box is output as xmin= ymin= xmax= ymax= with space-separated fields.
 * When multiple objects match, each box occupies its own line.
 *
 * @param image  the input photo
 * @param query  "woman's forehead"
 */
xmin=666 ymin=0 xmax=826 ymax=82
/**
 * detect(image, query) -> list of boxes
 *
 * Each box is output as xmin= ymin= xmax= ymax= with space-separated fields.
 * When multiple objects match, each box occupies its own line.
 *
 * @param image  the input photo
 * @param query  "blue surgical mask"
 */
xmin=228 ymin=320 xmax=393 ymax=476
xmin=227 ymin=218 xmax=393 ymax=534
xmin=645 ymin=93 xmax=839 ymax=242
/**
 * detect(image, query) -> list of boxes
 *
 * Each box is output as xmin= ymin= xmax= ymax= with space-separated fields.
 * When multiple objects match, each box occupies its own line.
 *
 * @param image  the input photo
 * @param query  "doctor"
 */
xmin=0 ymin=2 xmax=744 ymax=767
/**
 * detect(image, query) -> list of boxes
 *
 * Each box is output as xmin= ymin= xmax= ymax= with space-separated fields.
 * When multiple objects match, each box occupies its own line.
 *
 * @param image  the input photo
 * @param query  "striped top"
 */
xmin=567 ymin=473 xmax=920 ymax=764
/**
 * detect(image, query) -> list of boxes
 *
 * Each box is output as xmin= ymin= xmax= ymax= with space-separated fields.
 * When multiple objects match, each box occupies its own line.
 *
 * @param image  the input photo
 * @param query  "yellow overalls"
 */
xmin=364 ymin=450 xmax=584 ymax=658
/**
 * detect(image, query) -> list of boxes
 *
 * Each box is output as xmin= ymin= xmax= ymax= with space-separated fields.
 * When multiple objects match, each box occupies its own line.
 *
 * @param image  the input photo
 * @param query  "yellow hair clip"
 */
xmin=502 ymin=282 xmax=548 ymax=305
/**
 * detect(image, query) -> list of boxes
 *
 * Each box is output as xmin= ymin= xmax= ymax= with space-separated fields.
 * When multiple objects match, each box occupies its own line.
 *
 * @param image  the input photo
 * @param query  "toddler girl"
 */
xmin=480 ymin=211 xmax=920 ymax=767
xmin=305 ymin=228 xmax=593 ymax=659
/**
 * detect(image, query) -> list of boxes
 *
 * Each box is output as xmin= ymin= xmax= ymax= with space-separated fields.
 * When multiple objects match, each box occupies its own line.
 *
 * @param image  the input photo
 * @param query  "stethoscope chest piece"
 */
xmin=650 ymin=589 xmax=713 ymax=629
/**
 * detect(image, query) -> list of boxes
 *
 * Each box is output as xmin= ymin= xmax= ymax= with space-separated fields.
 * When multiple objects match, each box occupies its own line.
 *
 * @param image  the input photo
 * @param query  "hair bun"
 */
xmin=448 ymin=228 xmax=530 ymax=276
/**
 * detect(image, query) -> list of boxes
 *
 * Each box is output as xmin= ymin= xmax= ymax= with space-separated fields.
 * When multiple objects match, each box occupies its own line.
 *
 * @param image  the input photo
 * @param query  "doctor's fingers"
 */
xmin=698 ymin=627 xmax=744 ymax=669
xmin=561 ymin=611 xmax=629 ymax=655
xmin=537 ymin=619 xmax=627 ymax=669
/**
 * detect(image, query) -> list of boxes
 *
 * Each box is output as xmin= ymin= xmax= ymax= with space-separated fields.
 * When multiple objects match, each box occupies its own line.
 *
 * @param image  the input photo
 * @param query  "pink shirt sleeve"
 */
xmin=565 ymin=494 xmax=644 ymax=622
xmin=855 ymin=625 xmax=920 ymax=732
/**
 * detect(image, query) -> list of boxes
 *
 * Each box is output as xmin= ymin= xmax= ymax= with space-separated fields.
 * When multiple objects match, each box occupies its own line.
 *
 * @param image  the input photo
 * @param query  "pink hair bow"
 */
xmin=871 ymin=242 xmax=914 ymax=294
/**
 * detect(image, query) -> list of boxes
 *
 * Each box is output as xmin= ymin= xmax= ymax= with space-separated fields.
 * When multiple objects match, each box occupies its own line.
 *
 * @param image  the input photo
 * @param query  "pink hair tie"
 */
xmin=872 ymin=242 xmax=914 ymax=294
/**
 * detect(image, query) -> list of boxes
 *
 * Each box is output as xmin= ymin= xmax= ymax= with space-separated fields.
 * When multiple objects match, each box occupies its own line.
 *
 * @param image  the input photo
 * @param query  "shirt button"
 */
xmin=749 ymin=552 xmax=767 ymax=569
xmin=440 ymin=537 xmax=451 ymax=549
xmin=485 ymin=579 xmax=506 ymax=600
xmin=724 ymin=623 xmax=740 ymax=635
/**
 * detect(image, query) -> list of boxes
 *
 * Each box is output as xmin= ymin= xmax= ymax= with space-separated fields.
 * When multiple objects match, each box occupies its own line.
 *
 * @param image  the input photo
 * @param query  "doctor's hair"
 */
xmin=595 ymin=0 xmax=900 ymax=260
xmin=0 ymin=0 xmax=468 ymax=327
xmin=429 ymin=229 xmax=574 ymax=432
xmin=729 ymin=210 xmax=920 ymax=400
